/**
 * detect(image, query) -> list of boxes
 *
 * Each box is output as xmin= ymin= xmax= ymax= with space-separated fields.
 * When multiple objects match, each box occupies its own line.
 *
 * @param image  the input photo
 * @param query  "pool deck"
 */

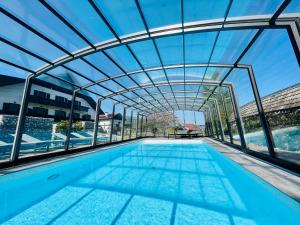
xmin=204 ymin=138 xmax=300 ymax=202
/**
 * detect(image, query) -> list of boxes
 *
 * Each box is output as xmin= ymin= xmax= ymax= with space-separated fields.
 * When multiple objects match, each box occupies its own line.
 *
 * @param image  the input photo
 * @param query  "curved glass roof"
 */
xmin=0 ymin=0 xmax=299 ymax=114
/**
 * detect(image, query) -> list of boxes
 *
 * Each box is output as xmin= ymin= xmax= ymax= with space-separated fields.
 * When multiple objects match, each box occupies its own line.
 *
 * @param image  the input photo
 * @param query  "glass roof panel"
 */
xmin=166 ymin=68 xmax=184 ymax=81
xmin=94 ymin=0 xmax=145 ymax=37
xmin=130 ymin=72 xmax=152 ymax=85
xmin=184 ymin=0 xmax=229 ymax=23
xmin=155 ymin=35 xmax=183 ymax=65
xmin=139 ymin=0 xmax=181 ymax=30
xmin=228 ymin=0 xmax=283 ymax=18
xmin=0 ymin=62 xmax=28 ymax=78
xmin=211 ymin=29 xmax=258 ymax=63
xmin=101 ymin=80 xmax=125 ymax=92
xmin=46 ymin=66 xmax=91 ymax=87
xmin=147 ymin=70 xmax=167 ymax=83
xmin=129 ymin=40 xmax=161 ymax=68
xmin=105 ymin=45 xmax=141 ymax=72
xmin=84 ymin=52 xmax=122 ymax=76
xmin=114 ymin=76 xmax=136 ymax=88
xmin=45 ymin=0 xmax=115 ymax=44
xmin=185 ymin=67 xmax=206 ymax=80
xmin=185 ymin=32 xmax=217 ymax=64
xmin=0 ymin=0 xmax=87 ymax=53
xmin=158 ymin=86 xmax=172 ymax=93
xmin=0 ymin=41 xmax=45 ymax=70
xmin=204 ymin=67 xmax=230 ymax=81
xmin=64 ymin=59 xmax=106 ymax=81
xmin=0 ymin=13 xmax=64 ymax=62
xmin=87 ymin=84 xmax=111 ymax=96
xmin=283 ymin=0 xmax=300 ymax=13
xmin=37 ymin=74 xmax=76 ymax=91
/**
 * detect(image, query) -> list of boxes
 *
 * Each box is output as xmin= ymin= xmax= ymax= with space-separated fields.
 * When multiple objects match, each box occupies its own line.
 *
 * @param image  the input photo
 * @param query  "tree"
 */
xmin=146 ymin=112 xmax=181 ymax=136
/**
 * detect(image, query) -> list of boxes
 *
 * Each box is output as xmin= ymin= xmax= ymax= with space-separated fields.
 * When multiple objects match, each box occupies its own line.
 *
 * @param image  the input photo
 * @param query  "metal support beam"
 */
xmin=11 ymin=76 xmax=33 ymax=161
xmin=129 ymin=110 xmax=133 ymax=139
xmin=109 ymin=104 xmax=116 ymax=143
xmin=136 ymin=113 xmax=139 ymax=138
xmin=65 ymin=91 xmax=77 ymax=151
xmin=247 ymin=66 xmax=276 ymax=157
xmin=140 ymin=115 xmax=144 ymax=137
xmin=285 ymin=19 xmax=300 ymax=67
xmin=121 ymin=107 xmax=126 ymax=141
xmin=92 ymin=99 xmax=101 ymax=146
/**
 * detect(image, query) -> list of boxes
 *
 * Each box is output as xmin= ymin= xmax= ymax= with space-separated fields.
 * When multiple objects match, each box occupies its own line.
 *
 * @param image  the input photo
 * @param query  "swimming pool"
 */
xmin=0 ymin=140 xmax=299 ymax=224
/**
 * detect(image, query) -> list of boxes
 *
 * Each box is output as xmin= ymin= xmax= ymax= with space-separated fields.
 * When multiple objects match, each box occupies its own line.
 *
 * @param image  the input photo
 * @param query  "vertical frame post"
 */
xmin=145 ymin=116 xmax=148 ymax=137
xmin=121 ymin=107 xmax=126 ymax=141
xmin=129 ymin=110 xmax=133 ymax=139
xmin=136 ymin=112 xmax=139 ymax=138
xmin=109 ymin=104 xmax=116 ymax=143
xmin=65 ymin=91 xmax=77 ymax=150
xmin=140 ymin=115 xmax=144 ymax=137
xmin=92 ymin=99 xmax=101 ymax=146
xmin=11 ymin=76 xmax=33 ymax=161
xmin=227 ymin=84 xmax=247 ymax=149
xmin=247 ymin=66 xmax=276 ymax=157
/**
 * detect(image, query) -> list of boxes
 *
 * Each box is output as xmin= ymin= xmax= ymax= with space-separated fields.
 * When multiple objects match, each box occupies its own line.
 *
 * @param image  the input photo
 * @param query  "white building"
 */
xmin=0 ymin=75 xmax=98 ymax=121
xmin=98 ymin=113 xmax=122 ymax=134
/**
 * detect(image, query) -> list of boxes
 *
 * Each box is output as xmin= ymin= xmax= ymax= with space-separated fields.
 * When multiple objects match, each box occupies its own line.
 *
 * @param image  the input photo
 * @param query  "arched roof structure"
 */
xmin=0 ymin=0 xmax=299 ymax=115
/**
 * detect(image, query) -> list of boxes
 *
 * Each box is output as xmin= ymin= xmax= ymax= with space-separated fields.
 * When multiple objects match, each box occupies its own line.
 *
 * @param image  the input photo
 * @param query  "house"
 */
xmin=98 ymin=112 xmax=122 ymax=134
xmin=0 ymin=74 xmax=100 ymax=121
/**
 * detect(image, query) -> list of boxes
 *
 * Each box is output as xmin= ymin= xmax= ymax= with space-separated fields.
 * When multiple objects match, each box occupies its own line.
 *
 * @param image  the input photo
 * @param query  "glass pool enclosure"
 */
xmin=0 ymin=0 xmax=300 ymax=223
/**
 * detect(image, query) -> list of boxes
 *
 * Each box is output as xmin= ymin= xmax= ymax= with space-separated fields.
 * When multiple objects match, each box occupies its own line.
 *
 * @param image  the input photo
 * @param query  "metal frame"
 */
xmin=109 ymin=104 xmax=116 ymax=143
xmin=1 ymin=0 xmax=299 ymax=172
xmin=121 ymin=107 xmax=126 ymax=141
xmin=92 ymin=100 xmax=101 ymax=146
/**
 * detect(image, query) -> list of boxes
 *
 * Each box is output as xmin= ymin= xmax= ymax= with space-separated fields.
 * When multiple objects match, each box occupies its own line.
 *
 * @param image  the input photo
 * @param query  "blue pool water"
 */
xmin=0 ymin=140 xmax=299 ymax=224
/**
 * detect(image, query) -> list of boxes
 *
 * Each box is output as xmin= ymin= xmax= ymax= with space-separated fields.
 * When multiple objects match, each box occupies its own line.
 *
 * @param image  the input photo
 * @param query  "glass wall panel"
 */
xmin=225 ymin=69 xmax=268 ymax=154
xmin=213 ymin=87 xmax=234 ymax=143
xmin=97 ymin=99 xmax=113 ymax=144
xmin=69 ymin=91 xmax=97 ymax=149
xmin=0 ymin=75 xmax=24 ymax=162
xmin=111 ymin=104 xmax=123 ymax=142
xmin=131 ymin=111 xmax=138 ymax=138
xmin=223 ymin=88 xmax=240 ymax=145
xmin=19 ymin=78 xmax=76 ymax=158
xmin=123 ymin=109 xmax=132 ymax=140
xmin=242 ymin=29 xmax=300 ymax=164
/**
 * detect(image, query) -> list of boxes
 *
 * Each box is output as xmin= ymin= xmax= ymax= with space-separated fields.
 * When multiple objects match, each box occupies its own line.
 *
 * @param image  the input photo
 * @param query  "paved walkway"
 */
xmin=204 ymin=138 xmax=300 ymax=202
